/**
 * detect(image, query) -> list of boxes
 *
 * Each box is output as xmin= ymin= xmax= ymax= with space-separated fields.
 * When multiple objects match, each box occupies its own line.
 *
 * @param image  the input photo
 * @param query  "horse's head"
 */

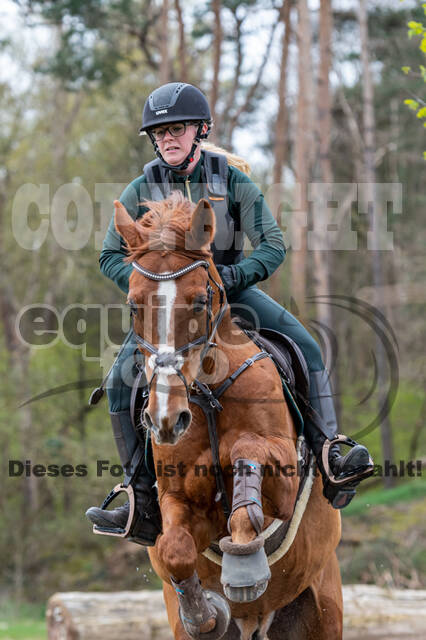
xmin=114 ymin=192 xmax=223 ymax=445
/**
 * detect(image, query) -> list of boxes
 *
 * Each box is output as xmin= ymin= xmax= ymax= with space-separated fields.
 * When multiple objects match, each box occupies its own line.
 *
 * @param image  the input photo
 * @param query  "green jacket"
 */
xmin=100 ymin=151 xmax=286 ymax=294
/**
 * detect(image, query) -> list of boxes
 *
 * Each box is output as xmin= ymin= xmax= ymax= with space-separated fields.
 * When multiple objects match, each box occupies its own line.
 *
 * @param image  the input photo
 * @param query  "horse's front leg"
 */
xmin=220 ymin=433 xmax=299 ymax=603
xmin=156 ymin=496 xmax=230 ymax=640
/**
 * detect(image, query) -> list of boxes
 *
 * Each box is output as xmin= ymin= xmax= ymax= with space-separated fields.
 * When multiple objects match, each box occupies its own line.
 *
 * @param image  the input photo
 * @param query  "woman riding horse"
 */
xmin=86 ymin=82 xmax=373 ymax=547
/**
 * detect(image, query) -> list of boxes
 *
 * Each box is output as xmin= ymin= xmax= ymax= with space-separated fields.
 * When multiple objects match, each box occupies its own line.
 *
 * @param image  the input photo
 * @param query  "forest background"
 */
xmin=0 ymin=0 xmax=425 ymax=633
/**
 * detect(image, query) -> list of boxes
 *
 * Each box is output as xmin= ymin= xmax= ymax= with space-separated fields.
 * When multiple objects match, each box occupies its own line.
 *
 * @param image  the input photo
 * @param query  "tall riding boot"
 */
xmin=305 ymin=370 xmax=374 ymax=509
xmin=85 ymin=410 xmax=162 ymax=546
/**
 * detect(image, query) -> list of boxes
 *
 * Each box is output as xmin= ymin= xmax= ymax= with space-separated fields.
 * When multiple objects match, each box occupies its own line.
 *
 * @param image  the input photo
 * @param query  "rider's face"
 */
xmin=155 ymin=122 xmax=199 ymax=167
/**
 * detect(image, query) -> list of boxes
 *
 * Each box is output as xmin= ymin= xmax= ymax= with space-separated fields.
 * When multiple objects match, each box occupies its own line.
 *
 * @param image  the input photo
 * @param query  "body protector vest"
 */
xmin=143 ymin=150 xmax=244 ymax=266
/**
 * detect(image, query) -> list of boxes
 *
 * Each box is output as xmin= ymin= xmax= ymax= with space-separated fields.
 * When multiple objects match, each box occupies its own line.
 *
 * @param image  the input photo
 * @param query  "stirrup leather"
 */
xmin=92 ymin=484 xmax=136 ymax=539
xmin=322 ymin=435 xmax=374 ymax=486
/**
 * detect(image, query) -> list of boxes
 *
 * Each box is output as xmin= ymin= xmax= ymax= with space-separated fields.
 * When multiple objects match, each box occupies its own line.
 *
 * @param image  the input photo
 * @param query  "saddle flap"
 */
xmin=254 ymin=332 xmax=295 ymax=389
xmin=257 ymin=328 xmax=310 ymax=407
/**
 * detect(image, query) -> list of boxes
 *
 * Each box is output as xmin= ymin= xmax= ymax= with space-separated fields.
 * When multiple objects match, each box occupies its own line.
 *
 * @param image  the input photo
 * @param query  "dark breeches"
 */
xmin=229 ymin=286 xmax=324 ymax=372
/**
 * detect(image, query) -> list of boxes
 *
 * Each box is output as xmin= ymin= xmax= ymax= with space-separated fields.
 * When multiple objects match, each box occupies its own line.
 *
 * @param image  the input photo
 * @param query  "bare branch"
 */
xmin=124 ymin=13 xmax=161 ymax=71
xmin=174 ymin=0 xmax=188 ymax=82
xmin=223 ymin=12 xmax=244 ymax=141
xmin=227 ymin=19 xmax=278 ymax=144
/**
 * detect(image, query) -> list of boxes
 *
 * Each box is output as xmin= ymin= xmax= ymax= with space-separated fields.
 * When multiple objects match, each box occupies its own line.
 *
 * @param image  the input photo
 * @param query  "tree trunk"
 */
xmin=312 ymin=0 xmax=333 ymax=321
xmin=160 ymin=0 xmax=170 ymax=84
xmin=270 ymin=1 xmax=292 ymax=305
xmin=273 ymin=0 xmax=292 ymax=186
xmin=292 ymin=0 xmax=313 ymax=319
xmin=358 ymin=0 xmax=394 ymax=487
xmin=310 ymin=0 xmax=343 ymax=415
xmin=210 ymin=0 xmax=222 ymax=142
xmin=174 ymin=0 xmax=188 ymax=82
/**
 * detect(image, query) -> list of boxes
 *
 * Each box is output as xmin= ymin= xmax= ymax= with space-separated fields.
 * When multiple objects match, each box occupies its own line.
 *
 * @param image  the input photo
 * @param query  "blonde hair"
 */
xmin=201 ymin=141 xmax=251 ymax=177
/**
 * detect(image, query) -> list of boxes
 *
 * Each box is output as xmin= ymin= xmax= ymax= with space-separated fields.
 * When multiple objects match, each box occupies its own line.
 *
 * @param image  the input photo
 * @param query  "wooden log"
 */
xmin=342 ymin=585 xmax=426 ymax=639
xmin=47 ymin=585 xmax=426 ymax=639
xmin=46 ymin=591 xmax=172 ymax=640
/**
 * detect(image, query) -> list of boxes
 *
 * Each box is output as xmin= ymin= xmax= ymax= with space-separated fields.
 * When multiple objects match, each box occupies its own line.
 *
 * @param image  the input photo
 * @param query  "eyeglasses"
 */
xmin=150 ymin=122 xmax=195 ymax=141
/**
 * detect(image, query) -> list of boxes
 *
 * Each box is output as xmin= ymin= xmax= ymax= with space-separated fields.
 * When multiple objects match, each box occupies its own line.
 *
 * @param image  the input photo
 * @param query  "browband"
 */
xmin=132 ymin=259 xmax=209 ymax=281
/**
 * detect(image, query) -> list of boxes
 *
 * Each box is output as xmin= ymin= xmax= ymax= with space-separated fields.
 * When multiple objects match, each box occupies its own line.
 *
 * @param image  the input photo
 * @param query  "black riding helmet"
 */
xmin=139 ymin=82 xmax=212 ymax=171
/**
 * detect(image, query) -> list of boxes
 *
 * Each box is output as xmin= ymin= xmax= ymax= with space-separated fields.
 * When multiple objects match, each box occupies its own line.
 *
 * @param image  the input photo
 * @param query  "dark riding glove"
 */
xmin=216 ymin=264 xmax=241 ymax=297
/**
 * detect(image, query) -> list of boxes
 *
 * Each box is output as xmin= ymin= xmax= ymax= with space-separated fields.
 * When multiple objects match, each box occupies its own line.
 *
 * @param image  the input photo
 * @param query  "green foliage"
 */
xmin=14 ymin=0 xmax=155 ymax=91
xmin=0 ymin=619 xmax=46 ymax=640
xmin=404 ymin=98 xmax=419 ymax=110
xmin=402 ymin=7 xmax=426 ymax=156
xmin=344 ymin=478 xmax=426 ymax=517
xmin=0 ymin=600 xmax=45 ymax=640
xmin=339 ymin=487 xmax=426 ymax=587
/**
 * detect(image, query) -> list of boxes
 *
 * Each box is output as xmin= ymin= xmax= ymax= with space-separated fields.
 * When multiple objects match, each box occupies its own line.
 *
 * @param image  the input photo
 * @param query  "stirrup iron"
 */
xmin=92 ymin=484 xmax=141 ymax=542
xmin=322 ymin=434 xmax=374 ymax=486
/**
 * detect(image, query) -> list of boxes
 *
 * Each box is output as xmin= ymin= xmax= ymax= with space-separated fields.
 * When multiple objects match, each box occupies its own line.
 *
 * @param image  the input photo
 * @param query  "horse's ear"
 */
xmin=187 ymin=198 xmax=216 ymax=252
xmin=114 ymin=200 xmax=142 ymax=249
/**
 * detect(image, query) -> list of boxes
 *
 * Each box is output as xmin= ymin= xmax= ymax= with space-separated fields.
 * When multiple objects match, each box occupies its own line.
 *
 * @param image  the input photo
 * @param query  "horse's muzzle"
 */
xmin=144 ymin=409 xmax=192 ymax=445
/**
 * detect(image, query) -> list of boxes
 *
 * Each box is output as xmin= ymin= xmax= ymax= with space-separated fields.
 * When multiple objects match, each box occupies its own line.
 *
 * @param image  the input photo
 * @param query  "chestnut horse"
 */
xmin=114 ymin=192 xmax=342 ymax=640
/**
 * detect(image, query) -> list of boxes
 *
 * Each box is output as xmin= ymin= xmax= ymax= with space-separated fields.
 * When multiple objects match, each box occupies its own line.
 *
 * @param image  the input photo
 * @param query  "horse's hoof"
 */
xmin=223 ymin=579 xmax=269 ymax=603
xmin=219 ymin=536 xmax=271 ymax=603
xmin=180 ymin=590 xmax=231 ymax=640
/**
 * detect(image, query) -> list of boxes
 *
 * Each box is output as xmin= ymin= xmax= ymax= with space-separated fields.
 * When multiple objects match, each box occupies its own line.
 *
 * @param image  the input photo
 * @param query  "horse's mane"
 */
xmin=126 ymin=191 xmax=211 ymax=263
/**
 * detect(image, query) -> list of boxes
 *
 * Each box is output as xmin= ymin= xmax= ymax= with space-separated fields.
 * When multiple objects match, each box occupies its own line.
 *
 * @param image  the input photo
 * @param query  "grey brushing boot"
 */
xmin=85 ymin=410 xmax=161 ymax=546
xmin=305 ymin=370 xmax=374 ymax=509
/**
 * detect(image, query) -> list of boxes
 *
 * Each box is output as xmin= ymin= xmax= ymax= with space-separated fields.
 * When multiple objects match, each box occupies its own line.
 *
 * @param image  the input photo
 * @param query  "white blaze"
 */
xmin=152 ymin=278 xmax=177 ymax=427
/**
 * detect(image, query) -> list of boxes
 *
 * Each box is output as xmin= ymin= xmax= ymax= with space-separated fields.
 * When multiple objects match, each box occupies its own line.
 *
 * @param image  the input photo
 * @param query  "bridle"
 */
xmin=129 ymin=258 xmax=228 ymax=399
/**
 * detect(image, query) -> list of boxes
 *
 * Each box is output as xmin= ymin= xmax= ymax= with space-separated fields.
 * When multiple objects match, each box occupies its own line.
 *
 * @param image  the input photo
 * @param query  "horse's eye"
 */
xmin=193 ymin=297 xmax=207 ymax=314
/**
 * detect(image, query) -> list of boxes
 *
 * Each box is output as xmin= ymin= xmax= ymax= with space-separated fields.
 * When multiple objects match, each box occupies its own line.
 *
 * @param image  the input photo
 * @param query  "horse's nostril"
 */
xmin=176 ymin=410 xmax=192 ymax=432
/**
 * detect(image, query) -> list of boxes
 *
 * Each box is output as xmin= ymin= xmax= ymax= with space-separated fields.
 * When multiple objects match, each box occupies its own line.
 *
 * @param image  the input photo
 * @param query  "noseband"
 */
xmin=130 ymin=258 xmax=228 ymax=398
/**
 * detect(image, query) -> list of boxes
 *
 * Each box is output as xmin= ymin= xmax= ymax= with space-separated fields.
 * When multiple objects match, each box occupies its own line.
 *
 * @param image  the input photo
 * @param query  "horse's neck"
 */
xmin=212 ymin=313 xmax=298 ymax=440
